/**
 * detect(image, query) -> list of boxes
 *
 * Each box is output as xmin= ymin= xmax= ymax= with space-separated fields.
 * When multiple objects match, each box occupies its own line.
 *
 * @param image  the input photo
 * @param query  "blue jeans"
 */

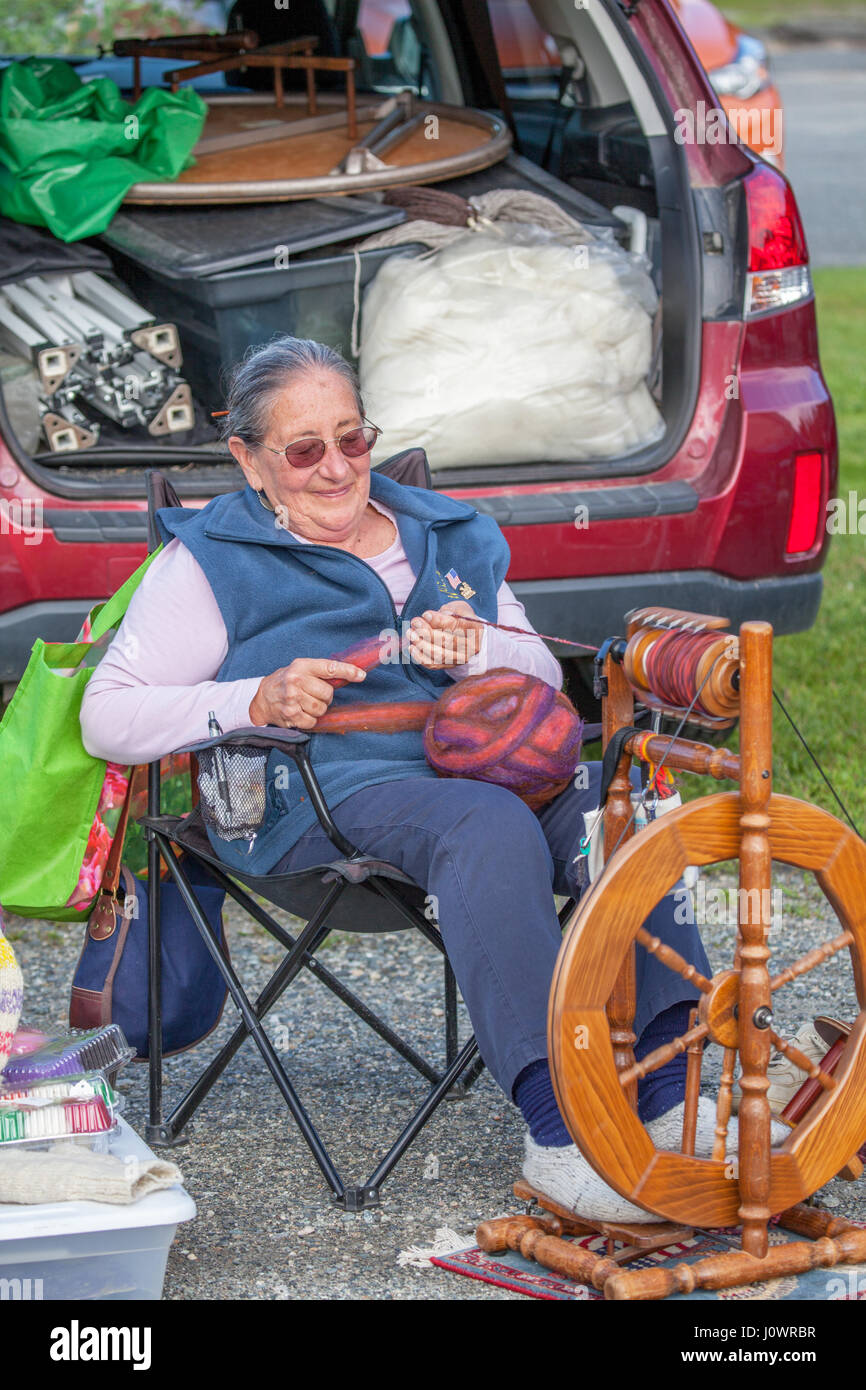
xmin=274 ymin=764 xmax=711 ymax=1097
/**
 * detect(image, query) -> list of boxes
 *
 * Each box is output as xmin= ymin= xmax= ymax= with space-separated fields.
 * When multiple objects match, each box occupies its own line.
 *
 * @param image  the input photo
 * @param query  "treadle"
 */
xmin=477 ymin=1195 xmax=866 ymax=1299
xmin=513 ymin=1178 xmax=693 ymax=1261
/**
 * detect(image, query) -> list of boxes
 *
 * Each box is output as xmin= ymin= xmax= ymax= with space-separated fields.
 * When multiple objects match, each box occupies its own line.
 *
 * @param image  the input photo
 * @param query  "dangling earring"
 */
xmin=257 ymin=488 xmax=274 ymax=512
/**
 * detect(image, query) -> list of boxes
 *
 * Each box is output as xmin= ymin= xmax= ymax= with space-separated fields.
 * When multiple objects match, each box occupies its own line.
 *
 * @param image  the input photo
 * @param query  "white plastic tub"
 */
xmin=0 ymin=1118 xmax=195 ymax=1300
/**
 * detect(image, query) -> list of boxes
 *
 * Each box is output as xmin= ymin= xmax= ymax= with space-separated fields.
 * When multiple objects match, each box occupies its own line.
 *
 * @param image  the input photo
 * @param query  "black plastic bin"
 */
xmin=107 ymin=243 xmax=416 ymax=410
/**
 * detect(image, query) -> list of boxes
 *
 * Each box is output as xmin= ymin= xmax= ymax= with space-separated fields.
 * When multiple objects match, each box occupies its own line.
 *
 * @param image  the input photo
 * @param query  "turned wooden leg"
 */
xmin=604 ymin=1224 xmax=866 ymax=1300
xmin=736 ymin=621 xmax=775 ymax=1259
xmin=603 ymin=654 xmax=638 ymax=1107
xmin=476 ymin=1215 xmax=619 ymax=1290
xmin=681 ymin=1007 xmax=702 ymax=1155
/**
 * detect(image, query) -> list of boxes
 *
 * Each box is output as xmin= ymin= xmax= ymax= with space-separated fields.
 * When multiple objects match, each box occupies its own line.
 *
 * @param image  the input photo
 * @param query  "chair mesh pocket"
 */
xmin=196 ymin=745 xmax=269 ymax=841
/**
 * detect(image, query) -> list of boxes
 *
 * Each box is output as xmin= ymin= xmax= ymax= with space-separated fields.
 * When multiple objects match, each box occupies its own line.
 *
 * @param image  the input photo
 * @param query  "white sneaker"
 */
xmin=731 ymin=1017 xmax=846 ymax=1116
xmin=646 ymin=1098 xmax=790 ymax=1156
xmin=522 ymin=1133 xmax=660 ymax=1224
xmin=522 ymin=1103 xmax=790 ymax=1224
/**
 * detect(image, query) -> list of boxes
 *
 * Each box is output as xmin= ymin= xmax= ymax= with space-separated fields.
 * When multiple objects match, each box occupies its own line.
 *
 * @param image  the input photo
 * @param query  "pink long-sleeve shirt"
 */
xmin=80 ymin=497 xmax=563 ymax=765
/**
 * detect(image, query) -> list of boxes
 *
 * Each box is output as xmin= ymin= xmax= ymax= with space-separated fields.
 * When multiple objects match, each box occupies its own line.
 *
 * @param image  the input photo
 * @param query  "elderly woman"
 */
xmin=81 ymin=337 xmax=781 ymax=1221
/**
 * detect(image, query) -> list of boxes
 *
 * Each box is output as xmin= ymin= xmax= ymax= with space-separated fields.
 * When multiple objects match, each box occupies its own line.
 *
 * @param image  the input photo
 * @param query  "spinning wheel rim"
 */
xmin=549 ymin=792 xmax=866 ymax=1228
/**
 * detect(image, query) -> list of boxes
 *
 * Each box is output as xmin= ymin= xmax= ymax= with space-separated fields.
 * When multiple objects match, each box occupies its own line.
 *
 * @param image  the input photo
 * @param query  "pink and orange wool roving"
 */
xmin=422 ymin=669 xmax=583 ymax=809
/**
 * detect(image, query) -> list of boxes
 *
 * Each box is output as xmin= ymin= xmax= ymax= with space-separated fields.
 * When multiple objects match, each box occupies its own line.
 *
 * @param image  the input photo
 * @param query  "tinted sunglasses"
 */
xmin=258 ymin=422 xmax=381 ymax=469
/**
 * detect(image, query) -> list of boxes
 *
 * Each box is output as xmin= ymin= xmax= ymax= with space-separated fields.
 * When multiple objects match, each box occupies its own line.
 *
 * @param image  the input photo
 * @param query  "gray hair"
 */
xmin=222 ymin=336 xmax=364 ymax=444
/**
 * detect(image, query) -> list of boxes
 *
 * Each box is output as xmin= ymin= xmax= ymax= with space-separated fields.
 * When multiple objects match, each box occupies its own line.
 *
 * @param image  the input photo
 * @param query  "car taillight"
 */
xmin=744 ymin=164 xmax=812 ymax=317
xmin=786 ymin=452 xmax=823 ymax=555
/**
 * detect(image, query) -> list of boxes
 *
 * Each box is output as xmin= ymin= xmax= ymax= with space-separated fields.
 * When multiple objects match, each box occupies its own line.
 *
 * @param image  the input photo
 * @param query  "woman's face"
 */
xmin=230 ymin=368 xmax=371 ymax=545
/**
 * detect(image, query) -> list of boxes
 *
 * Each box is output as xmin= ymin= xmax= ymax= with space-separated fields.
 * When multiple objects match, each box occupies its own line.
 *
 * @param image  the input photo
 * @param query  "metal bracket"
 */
xmin=335 ymin=1187 xmax=381 ymax=1212
xmin=40 ymin=411 xmax=99 ymax=454
xmin=148 ymin=382 xmax=194 ymax=436
xmin=330 ymin=90 xmax=420 ymax=175
xmin=145 ymin=1122 xmax=191 ymax=1148
xmin=129 ymin=322 xmax=183 ymax=370
xmin=593 ymin=636 xmax=627 ymax=700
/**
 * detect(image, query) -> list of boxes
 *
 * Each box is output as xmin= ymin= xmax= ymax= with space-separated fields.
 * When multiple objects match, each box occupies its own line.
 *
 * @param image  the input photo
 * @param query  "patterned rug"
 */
xmin=430 ymin=1224 xmax=866 ymax=1301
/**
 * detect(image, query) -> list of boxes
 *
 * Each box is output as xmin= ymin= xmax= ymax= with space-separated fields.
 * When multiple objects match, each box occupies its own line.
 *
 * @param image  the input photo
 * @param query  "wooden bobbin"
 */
xmin=694 ymin=635 xmax=739 ymax=718
xmin=622 ymin=625 xmax=739 ymax=719
xmin=622 ymin=625 xmax=658 ymax=689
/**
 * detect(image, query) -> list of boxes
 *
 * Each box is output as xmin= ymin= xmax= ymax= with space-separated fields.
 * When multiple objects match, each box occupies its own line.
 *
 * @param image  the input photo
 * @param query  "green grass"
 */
xmin=684 ymin=267 xmax=866 ymax=828
xmin=719 ymin=0 xmax=866 ymax=28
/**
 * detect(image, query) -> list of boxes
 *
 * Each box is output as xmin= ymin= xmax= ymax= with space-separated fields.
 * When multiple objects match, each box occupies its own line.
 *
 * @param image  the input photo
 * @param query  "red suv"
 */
xmin=0 ymin=0 xmax=835 ymax=709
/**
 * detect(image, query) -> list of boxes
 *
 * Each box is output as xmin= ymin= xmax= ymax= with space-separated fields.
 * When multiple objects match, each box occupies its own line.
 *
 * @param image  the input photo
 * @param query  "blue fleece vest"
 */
xmin=157 ymin=470 xmax=511 ymax=873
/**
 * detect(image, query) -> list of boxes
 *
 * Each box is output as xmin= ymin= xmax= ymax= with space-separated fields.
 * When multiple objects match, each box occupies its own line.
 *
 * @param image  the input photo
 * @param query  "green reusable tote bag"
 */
xmin=0 ymin=548 xmax=160 ymax=920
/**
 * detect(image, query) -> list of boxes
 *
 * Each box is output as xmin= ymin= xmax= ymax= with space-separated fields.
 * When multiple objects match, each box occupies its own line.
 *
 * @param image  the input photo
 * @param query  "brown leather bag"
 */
xmin=70 ymin=774 xmax=138 ymax=1029
xmin=69 ymin=763 xmax=229 ymax=1056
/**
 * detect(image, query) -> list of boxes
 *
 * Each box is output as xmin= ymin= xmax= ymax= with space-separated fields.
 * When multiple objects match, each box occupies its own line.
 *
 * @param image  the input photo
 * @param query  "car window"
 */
xmin=481 ymin=0 xmax=653 ymax=196
xmin=0 ymin=0 xmax=439 ymax=100
xmin=355 ymin=0 xmax=439 ymax=97
xmin=488 ymin=0 xmax=561 ymax=97
xmin=0 ymin=1 xmax=229 ymax=58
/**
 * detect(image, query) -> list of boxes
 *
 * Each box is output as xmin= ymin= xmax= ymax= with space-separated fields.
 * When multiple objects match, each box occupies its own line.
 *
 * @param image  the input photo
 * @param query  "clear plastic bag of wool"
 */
xmin=359 ymin=218 xmax=664 ymax=469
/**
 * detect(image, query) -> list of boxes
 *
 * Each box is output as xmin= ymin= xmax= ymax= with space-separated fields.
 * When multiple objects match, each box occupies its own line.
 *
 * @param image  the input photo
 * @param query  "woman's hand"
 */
xmin=408 ymin=602 xmax=485 ymax=669
xmin=249 ymin=658 xmax=366 ymax=729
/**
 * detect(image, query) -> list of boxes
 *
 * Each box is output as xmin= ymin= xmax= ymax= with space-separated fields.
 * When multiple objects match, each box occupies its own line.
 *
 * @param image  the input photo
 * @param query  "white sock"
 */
xmin=646 ymin=1097 xmax=791 ymax=1158
xmin=522 ymin=1133 xmax=661 ymax=1224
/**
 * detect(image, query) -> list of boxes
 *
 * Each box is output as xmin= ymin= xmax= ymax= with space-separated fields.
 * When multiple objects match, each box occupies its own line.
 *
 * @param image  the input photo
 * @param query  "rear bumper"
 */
xmin=511 ymin=569 xmax=823 ymax=652
xmin=0 ymin=570 xmax=823 ymax=683
xmin=0 ymin=600 xmax=95 ymax=683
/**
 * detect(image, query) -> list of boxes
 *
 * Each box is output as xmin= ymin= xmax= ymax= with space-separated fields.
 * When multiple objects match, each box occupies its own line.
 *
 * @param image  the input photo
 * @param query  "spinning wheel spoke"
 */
xmin=769 ymin=1031 xmax=838 ymax=1092
xmin=634 ymin=927 xmax=712 ymax=993
xmin=618 ymin=1019 xmax=709 ymax=1087
xmin=713 ymin=1046 xmax=738 ymax=1161
xmin=681 ymin=1007 xmax=704 ymax=1155
xmin=769 ymin=930 xmax=854 ymax=991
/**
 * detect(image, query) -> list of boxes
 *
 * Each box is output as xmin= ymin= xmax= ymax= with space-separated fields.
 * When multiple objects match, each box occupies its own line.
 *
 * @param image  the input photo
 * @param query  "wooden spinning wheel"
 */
xmin=549 ymin=791 xmax=866 ymax=1229
xmin=479 ymin=612 xmax=866 ymax=1299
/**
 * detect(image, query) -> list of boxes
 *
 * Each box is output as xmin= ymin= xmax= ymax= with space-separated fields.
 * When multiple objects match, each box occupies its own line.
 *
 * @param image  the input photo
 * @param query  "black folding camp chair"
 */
xmin=140 ymin=457 xmax=489 ymax=1210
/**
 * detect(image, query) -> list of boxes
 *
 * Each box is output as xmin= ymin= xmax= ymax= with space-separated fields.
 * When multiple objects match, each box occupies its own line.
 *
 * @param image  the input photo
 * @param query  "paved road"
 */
xmin=771 ymin=45 xmax=866 ymax=267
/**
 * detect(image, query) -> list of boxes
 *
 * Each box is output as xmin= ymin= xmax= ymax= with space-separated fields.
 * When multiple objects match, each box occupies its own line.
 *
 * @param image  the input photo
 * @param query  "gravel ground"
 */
xmin=5 ymin=856 xmax=866 ymax=1302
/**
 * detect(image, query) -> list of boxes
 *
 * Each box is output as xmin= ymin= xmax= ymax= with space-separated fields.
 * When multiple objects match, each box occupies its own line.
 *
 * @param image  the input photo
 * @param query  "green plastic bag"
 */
xmin=0 ymin=548 xmax=161 ymax=920
xmin=0 ymin=58 xmax=207 ymax=241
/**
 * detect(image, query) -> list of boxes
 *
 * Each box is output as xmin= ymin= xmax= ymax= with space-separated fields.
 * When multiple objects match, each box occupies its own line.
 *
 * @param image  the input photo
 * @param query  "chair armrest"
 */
xmin=177 ymin=725 xmax=361 ymax=861
xmin=177 ymin=724 xmax=311 ymax=756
